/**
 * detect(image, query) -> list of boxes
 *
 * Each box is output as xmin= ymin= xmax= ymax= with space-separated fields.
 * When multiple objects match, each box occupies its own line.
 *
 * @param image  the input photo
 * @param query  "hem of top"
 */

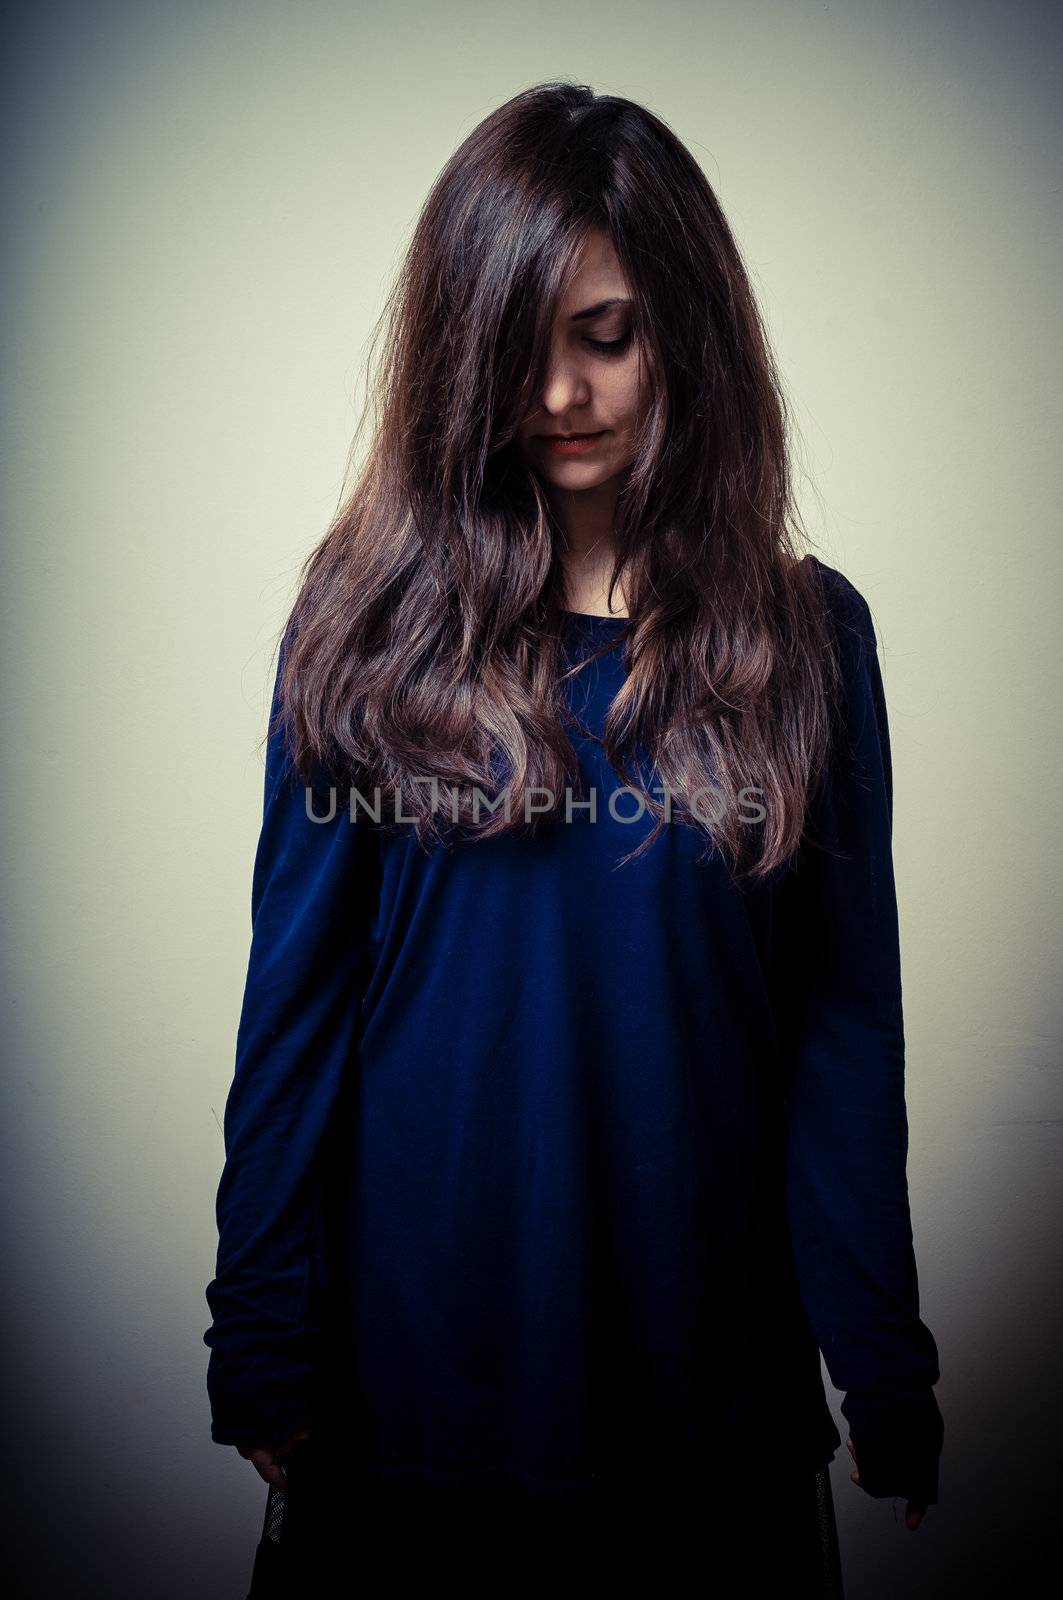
xmin=339 ymin=1450 xmax=837 ymax=1495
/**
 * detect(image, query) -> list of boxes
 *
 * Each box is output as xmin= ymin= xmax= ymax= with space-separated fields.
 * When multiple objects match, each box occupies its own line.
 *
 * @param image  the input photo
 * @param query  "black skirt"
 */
xmin=245 ymin=1436 xmax=846 ymax=1597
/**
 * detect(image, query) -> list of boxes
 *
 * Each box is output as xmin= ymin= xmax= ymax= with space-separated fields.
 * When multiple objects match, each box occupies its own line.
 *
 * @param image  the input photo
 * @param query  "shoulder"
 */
xmin=801 ymin=554 xmax=877 ymax=659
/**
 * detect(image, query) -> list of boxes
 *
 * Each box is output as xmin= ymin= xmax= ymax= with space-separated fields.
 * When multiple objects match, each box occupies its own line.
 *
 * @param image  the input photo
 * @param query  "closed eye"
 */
xmin=585 ymin=330 xmax=633 ymax=355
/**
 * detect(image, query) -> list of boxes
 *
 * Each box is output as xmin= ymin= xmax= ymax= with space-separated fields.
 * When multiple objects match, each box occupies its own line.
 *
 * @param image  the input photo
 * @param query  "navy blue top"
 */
xmin=203 ymin=557 xmax=944 ymax=1505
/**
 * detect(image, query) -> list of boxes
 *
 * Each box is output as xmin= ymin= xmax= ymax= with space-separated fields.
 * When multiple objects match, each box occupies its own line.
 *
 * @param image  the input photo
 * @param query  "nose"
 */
xmin=540 ymin=354 xmax=591 ymax=419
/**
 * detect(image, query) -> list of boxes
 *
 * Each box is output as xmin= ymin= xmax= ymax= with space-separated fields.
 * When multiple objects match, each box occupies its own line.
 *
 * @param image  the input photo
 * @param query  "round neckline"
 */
xmin=562 ymin=610 xmax=629 ymax=623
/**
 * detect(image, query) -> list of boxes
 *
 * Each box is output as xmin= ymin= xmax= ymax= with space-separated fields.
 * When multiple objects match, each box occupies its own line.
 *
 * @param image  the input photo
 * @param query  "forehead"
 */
xmin=555 ymin=230 xmax=631 ymax=318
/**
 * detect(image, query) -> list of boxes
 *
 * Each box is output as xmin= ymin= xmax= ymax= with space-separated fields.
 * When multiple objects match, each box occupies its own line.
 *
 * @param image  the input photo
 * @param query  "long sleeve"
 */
xmin=773 ymin=565 xmax=945 ymax=1503
xmin=202 ymin=630 xmax=378 ymax=1446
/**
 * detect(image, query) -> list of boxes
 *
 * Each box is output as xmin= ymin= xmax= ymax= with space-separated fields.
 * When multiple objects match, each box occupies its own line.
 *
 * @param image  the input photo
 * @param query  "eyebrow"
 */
xmin=567 ymin=297 xmax=633 ymax=323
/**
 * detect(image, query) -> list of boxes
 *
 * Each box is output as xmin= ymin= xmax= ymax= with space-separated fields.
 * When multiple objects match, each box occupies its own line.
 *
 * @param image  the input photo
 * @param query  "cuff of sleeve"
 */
xmin=211 ymin=1415 xmax=313 ymax=1448
xmin=841 ymin=1388 xmax=945 ymax=1505
xmin=205 ymin=1349 xmax=317 ymax=1449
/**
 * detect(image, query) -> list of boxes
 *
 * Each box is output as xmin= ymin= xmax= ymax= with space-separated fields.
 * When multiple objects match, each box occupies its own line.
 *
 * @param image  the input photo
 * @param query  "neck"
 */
xmin=550 ymin=472 xmax=628 ymax=616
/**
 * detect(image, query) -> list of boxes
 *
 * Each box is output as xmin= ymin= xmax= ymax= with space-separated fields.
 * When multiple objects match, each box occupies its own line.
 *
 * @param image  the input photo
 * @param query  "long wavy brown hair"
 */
xmin=271 ymin=80 xmax=849 ymax=883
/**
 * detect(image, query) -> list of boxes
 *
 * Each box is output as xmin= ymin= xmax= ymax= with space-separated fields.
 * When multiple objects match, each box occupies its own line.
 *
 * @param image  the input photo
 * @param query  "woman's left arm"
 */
xmin=774 ymin=564 xmax=945 ymax=1507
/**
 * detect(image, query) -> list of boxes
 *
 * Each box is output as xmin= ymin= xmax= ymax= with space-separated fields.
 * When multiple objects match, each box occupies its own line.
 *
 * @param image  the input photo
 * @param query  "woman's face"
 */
xmin=517 ymin=230 xmax=649 ymax=491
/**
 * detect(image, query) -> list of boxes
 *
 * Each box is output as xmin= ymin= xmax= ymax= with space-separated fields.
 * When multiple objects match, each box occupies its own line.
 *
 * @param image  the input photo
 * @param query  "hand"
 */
xmin=846 ymin=1437 xmax=928 ymax=1530
xmin=236 ymin=1427 xmax=312 ymax=1489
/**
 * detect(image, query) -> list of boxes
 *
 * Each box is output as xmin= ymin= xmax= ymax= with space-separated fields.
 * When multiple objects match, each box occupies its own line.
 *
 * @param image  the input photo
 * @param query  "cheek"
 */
xmin=608 ymin=358 xmax=647 ymax=429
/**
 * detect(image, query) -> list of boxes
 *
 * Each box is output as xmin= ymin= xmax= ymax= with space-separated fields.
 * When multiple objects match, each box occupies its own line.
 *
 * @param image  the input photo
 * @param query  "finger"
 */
xmin=241 ymin=1446 xmax=288 ymax=1488
xmin=905 ymin=1502 xmax=927 ymax=1531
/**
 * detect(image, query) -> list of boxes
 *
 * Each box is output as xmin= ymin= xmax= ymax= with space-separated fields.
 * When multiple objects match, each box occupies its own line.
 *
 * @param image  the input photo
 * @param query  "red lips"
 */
xmin=537 ymin=431 xmax=607 ymax=454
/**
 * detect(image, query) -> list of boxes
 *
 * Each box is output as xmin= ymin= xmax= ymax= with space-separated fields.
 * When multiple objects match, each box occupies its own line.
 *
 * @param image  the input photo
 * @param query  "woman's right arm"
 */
xmin=202 ymin=625 xmax=378 ymax=1449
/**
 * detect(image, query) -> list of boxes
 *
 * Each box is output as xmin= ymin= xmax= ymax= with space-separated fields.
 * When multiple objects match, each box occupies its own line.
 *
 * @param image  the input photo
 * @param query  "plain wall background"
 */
xmin=3 ymin=1 xmax=1059 ymax=1595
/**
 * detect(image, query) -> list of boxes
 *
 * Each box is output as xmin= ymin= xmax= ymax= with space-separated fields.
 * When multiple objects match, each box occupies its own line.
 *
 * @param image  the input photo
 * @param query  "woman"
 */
xmin=204 ymin=82 xmax=944 ymax=1595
